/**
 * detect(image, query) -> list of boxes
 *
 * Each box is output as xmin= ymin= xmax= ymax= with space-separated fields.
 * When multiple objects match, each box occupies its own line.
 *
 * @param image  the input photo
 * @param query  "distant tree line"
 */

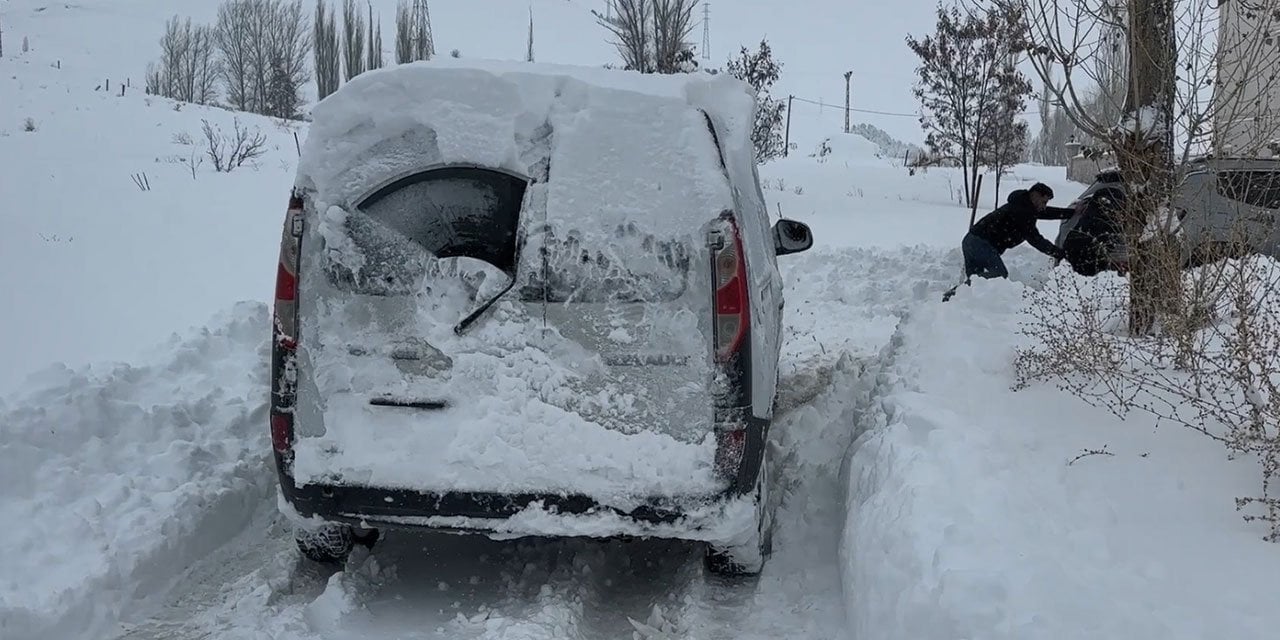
xmin=147 ymin=0 xmax=436 ymax=118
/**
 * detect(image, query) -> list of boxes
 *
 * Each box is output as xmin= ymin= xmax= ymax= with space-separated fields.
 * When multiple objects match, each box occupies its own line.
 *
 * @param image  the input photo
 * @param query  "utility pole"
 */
xmin=701 ymin=3 xmax=711 ymax=60
xmin=784 ymin=94 xmax=793 ymax=156
xmin=843 ymin=70 xmax=853 ymax=133
xmin=526 ymin=6 xmax=534 ymax=62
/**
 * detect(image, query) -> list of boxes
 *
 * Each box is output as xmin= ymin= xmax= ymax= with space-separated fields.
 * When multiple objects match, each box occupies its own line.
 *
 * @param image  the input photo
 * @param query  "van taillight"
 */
xmin=271 ymin=191 xmax=304 ymax=460
xmin=271 ymin=414 xmax=293 ymax=453
xmin=711 ymin=216 xmax=749 ymax=360
xmin=274 ymin=193 xmax=304 ymax=349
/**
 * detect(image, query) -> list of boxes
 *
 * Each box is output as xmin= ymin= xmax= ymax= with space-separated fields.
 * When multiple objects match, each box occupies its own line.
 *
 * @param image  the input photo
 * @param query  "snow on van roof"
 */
xmin=295 ymin=59 xmax=754 ymax=228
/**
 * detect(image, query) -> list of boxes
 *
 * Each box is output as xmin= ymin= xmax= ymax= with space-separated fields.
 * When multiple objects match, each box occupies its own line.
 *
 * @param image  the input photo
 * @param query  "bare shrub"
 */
xmin=23 ymin=117 xmax=36 ymax=132
xmin=1018 ymin=212 xmax=1280 ymax=539
xmin=202 ymin=118 xmax=268 ymax=172
xmin=172 ymin=130 xmax=195 ymax=145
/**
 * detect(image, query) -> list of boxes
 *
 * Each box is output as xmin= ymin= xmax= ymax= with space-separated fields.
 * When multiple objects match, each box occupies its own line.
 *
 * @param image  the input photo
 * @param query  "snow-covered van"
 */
xmin=269 ymin=60 xmax=813 ymax=575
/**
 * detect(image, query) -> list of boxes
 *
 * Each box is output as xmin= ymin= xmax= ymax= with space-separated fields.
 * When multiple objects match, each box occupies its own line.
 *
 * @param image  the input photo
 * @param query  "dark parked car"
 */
xmin=1055 ymin=157 xmax=1280 ymax=274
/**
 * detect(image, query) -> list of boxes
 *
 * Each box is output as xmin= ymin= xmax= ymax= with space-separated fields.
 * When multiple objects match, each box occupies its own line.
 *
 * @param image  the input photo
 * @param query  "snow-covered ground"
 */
xmin=7 ymin=2 xmax=1280 ymax=640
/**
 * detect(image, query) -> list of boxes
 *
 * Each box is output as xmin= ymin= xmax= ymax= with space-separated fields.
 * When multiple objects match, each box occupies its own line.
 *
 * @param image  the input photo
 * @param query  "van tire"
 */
xmin=295 ymin=524 xmax=355 ymax=564
xmin=705 ymin=450 xmax=773 ymax=576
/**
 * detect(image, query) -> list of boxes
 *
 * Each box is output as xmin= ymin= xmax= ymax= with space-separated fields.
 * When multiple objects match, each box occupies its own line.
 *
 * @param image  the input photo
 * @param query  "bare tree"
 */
xmin=395 ymin=0 xmax=434 ymax=64
xmin=907 ymin=3 xmax=1030 ymax=209
xmin=651 ymin=0 xmax=698 ymax=73
xmin=216 ymin=0 xmax=311 ymax=117
xmin=593 ymin=0 xmax=700 ymax=74
xmin=314 ymin=0 xmax=340 ymax=100
xmin=366 ymin=3 xmax=383 ymax=70
xmin=342 ymin=0 xmax=366 ymax=80
xmin=979 ymin=49 xmax=1033 ymax=204
xmin=202 ymin=118 xmax=268 ymax=171
xmin=148 ymin=17 xmax=220 ymax=104
xmin=216 ymin=0 xmax=255 ymax=111
xmin=395 ymin=0 xmax=412 ymax=64
xmin=594 ymin=0 xmax=651 ymax=72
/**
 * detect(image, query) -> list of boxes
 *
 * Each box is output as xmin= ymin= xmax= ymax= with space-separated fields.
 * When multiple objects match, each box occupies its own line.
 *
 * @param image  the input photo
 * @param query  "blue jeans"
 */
xmin=962 ymin=232 xmax=1008 ymax=279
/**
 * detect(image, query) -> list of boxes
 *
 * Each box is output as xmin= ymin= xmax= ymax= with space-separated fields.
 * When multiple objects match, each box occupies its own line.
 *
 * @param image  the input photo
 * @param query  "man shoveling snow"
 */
xmin=944 ymin=183 xmax=1074 ymax=301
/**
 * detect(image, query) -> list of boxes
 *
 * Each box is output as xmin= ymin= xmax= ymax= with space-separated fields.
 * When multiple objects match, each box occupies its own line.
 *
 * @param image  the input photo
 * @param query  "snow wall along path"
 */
xmin=0 ymin=302 xmax=271 ymax=640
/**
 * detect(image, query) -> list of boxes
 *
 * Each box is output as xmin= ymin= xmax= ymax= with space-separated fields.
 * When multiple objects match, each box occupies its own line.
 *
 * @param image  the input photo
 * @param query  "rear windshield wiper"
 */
xmin=453 ymin=277 xmax=518 ymax=335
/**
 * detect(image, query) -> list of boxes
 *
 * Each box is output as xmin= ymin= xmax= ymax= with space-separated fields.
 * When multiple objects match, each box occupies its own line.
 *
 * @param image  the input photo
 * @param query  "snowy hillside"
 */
xmin=6 ymin=2 xmax=1280 ymax=640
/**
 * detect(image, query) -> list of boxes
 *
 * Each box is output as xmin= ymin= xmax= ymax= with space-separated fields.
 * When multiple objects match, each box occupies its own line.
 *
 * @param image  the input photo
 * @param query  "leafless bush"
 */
xmin=188 ymin=148 xmax=205 ymax=179
xmin=147 ymin=16 xmax=220 ymax=104
xmin=23 ymin=117 xmax=36 ymax=132
xmin=172 ymin=130 xmax=195 ymax=145
xmin=202 ymin=118 xmax=267 ymax=172
xmin=131 ymin=172 xmax=152 ymax=191
xmin=1017 ymin=216 xmax=1280 ymax=539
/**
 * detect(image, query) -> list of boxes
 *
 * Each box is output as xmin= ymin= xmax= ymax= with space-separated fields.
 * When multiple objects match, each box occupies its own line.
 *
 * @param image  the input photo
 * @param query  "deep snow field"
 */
xmin=6 ymin=2 xmax=1280 ymax=640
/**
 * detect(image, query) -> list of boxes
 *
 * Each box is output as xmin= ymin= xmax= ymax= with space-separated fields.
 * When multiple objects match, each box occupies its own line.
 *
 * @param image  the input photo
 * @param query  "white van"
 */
xmin=268 ymin=61 xmax=813 ymax=575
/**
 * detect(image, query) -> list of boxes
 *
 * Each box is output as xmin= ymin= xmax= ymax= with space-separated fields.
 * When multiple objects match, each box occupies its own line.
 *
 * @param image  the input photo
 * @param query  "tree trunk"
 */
xmin=1119 ymin=0 xmax=1180 ymax=336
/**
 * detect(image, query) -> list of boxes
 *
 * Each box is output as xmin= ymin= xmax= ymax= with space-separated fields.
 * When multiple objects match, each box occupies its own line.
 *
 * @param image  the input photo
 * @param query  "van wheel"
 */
xmin=295 ymin=524 xmax=355 ymax=564
xmin=705 ymin=450 xmax=773 ymax=576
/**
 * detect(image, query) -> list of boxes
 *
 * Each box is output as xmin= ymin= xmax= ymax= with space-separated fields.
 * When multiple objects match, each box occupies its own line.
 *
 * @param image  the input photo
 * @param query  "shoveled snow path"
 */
xmin=108 ymin=246 xmax=960 ymax=640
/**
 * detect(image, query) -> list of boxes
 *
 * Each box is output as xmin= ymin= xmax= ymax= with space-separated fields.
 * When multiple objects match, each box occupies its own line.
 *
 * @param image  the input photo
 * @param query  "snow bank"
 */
xmin=0 ymin=303 xmax=270 ymax=640
xmin=843 ymin=277 xmax=1280 ymax=639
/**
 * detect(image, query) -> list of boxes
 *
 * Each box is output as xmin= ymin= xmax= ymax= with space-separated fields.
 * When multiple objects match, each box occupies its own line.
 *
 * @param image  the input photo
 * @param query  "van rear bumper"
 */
xmin=275 ymin=459 xmax=745 ymax=539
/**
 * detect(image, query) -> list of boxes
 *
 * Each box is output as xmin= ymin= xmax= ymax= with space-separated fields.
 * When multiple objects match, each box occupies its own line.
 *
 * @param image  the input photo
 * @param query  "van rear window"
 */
xmin=325 ymin=167 xmax=527 ymax=295
xmin=517 ymin=223 xmax=691 ymax=303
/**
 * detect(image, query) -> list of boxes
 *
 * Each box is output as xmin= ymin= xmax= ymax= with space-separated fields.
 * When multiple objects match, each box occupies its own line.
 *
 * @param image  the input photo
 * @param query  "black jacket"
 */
xmin=969 ymin=189 xmax=1074 ymax=257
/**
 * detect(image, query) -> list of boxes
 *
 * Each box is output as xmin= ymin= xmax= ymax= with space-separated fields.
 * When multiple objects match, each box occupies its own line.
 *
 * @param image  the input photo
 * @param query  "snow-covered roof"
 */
xmin=295 ymin=59 xmax=757 ymax=229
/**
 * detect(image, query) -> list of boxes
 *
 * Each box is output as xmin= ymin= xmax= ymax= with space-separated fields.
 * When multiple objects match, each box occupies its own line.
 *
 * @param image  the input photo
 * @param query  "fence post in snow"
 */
xmin=784 ymin=95 xmax=793 ymax=157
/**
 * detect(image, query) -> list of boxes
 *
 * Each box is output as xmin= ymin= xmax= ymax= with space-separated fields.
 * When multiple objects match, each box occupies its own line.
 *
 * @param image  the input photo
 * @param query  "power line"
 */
xmin=788 ymin=94 xmax=1040 ymax=119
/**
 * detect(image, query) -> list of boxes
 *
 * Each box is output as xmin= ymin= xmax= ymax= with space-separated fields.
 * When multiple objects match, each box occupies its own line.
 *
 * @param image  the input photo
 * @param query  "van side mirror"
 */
xmin=773 ymin=219 xmax=813 ymax=256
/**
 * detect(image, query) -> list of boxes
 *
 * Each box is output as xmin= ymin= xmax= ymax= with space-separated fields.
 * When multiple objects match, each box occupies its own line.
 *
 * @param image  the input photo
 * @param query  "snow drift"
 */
xmin=0 ymin=303 xmax=270 ymax=640
xmin=843 ymin=276 xmax=1280 ymax=640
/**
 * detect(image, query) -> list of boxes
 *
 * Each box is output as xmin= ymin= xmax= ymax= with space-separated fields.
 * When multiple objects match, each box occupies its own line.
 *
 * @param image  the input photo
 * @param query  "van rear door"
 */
xmin=515 ymin=222 xmax=715 ymax=443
